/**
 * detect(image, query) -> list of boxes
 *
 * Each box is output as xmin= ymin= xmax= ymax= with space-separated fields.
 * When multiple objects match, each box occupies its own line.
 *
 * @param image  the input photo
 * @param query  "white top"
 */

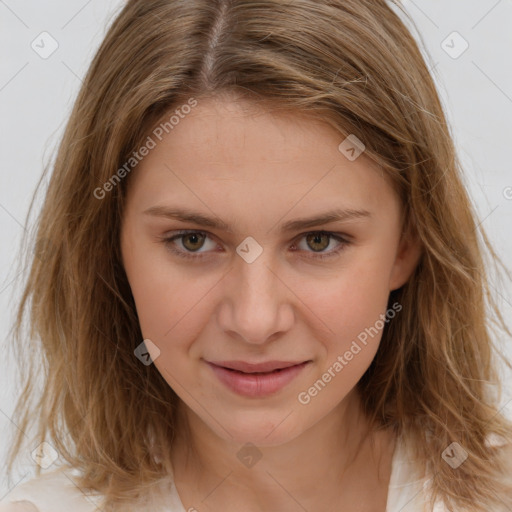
xmin=0 ymin=436 xmax=506 ymax=511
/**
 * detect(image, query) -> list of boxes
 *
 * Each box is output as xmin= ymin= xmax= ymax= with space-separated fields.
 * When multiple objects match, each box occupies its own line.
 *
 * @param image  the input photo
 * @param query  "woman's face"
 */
xmin=120 ymin=96 xmax=420 ymax=446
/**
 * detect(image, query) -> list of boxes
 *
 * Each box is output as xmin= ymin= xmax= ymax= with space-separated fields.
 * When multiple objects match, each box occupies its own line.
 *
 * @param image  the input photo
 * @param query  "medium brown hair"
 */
xmin=6 ymin=0 xmax=512 ymax=510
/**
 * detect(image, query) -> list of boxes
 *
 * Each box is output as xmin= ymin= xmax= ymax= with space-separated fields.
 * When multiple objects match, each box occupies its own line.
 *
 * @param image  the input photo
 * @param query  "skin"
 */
xmin=120 ymin=94 xmax=422 ymax=512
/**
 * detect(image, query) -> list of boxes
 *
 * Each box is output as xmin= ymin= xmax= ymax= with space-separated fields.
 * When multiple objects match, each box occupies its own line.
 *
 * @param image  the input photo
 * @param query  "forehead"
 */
xmin=125 ymin=96 xmax=398 ymax=220
xmin=148 ymin=96 xmax=367 ymax=166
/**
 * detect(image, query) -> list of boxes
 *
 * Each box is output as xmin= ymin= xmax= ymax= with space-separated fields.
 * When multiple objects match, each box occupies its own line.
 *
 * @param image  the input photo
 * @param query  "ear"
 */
xmin=388 ymin=224 xmax=423 ymax=291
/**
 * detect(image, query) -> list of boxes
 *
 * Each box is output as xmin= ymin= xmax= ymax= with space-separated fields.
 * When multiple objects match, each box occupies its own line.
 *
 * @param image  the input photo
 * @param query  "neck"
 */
xmin=170 ymin=390 xmax=397 ymax=512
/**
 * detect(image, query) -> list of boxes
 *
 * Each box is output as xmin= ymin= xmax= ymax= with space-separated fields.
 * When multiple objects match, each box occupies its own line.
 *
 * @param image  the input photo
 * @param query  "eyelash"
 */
xmin=159 ymin=230 xmax=351 ymax=261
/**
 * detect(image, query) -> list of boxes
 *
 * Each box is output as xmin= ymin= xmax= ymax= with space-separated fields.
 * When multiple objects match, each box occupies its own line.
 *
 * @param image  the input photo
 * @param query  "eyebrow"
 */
xmin=143 ymin=206 xmax=372 ymax=233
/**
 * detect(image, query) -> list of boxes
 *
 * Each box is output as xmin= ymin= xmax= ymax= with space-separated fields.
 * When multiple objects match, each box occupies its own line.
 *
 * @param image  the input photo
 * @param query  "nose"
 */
xmin=217 ymin=250 xmax=295 ymax=345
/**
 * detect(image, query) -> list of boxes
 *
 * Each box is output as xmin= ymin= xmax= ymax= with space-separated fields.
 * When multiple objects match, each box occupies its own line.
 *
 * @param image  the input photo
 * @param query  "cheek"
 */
xmin=317 ymin=253 xmax=395 ymax=324
xmin=295 ymin=274 xmax=393 ymax=411
xmin=122 ymin=239 xmax=218 ymax=359
xmin=311 ymin=284 xmax=387 ymax=368
xmin=308 ymin=249 xmax=397 ymax=366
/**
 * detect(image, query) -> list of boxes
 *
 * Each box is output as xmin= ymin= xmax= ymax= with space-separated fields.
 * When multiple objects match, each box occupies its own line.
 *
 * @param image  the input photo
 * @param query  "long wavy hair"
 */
xmin=5 ymin=0 xmax=512 ymax=510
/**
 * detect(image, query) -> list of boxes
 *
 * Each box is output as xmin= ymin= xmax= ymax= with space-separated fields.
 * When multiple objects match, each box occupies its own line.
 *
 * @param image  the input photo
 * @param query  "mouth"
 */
xmin=208 ymin=360 xmax=310 ymax=373
xmin=206 ymin=360 xmax=312 ymax=397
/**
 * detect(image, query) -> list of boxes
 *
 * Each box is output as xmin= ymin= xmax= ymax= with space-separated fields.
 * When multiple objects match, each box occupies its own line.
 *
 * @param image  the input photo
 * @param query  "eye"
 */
xmin=161 ymin=231 xmax=217 ymax=259
xmin=159 ymin=230 xmax=351 ymax=261
xmin=290 ymin=231 xmax=350 ymax=260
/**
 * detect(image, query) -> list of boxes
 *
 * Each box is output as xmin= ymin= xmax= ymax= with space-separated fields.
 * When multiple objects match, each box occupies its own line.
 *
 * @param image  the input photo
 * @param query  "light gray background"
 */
xmin=1 ymin=0 xmax=511 ymax=495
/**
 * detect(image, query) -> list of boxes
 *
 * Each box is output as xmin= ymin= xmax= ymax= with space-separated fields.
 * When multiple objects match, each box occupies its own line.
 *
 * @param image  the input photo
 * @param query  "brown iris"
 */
xmin=305 ymin=233 xmax=330 ymax=252
xmin=181 ymin=233 xmax=207 ymax=252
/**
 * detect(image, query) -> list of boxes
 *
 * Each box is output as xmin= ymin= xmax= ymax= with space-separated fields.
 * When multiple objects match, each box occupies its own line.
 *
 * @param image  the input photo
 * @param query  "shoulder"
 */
xmin=0 ymin=467 xmax=103 ymax=512
xmin=493 ymin=440 xmax=512 ymax=487
xmin=389 ymin=435 xmax=512 ymax=511
xmin=486 ymin=435 xmax=512 ymax=469
xmin=0 ymin=503 xmax=39 ymax=512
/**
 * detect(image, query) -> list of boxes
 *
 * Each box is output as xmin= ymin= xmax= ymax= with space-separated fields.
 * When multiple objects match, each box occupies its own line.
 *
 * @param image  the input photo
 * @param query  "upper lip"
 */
xmin=208 ymin=360 xmax=309 ymax=373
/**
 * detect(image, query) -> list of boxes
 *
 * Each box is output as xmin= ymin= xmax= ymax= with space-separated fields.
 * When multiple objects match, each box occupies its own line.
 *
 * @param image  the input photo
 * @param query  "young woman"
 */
xmin=2 ymin=1 xmax=512 ymax=511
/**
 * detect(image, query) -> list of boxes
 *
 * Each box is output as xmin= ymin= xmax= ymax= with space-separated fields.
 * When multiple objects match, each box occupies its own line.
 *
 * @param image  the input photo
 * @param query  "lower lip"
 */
xmin=207 ymin=361 xmax=310 ymax=398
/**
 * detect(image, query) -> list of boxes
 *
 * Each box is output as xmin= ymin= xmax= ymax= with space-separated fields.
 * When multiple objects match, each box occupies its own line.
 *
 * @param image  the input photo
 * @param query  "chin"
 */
xmin=207 ymin=407 xmax=306 ymax=447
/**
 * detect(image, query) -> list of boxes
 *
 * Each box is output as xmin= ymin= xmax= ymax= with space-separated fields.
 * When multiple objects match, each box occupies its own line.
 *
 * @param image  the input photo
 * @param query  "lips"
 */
xmin=206 ymin=360 xmax=312 ymax=397
xmin=209 ymin=360 xmax=308 ymax=374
